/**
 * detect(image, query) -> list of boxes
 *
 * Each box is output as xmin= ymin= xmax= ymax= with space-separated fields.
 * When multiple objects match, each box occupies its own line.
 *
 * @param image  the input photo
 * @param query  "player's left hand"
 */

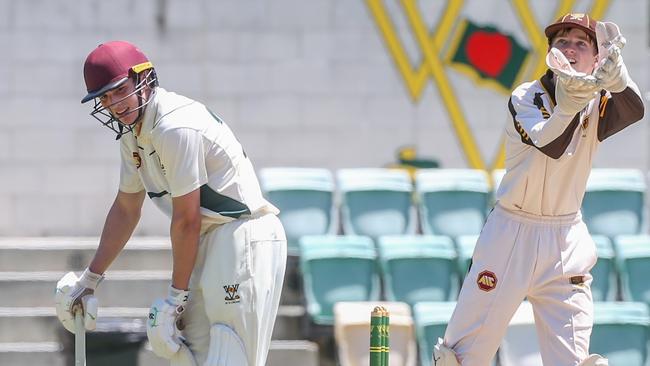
xmin=593 ymin=21 xmax=629 ymax=93
xmin=146 ymin=286 xmax=190 ymax=359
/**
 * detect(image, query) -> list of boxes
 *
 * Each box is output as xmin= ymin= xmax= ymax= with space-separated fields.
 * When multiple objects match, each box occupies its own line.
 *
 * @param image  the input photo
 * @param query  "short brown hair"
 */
xmin=547 ymin=26 xmax=597 ymax=51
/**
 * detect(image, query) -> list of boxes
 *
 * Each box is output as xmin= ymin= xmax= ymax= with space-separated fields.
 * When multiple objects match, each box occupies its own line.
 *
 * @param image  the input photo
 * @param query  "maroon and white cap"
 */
xmin=544 ymin=13 xmax=597 ymax=42
xmin=81 ymin=41 xmax=153 ymax=103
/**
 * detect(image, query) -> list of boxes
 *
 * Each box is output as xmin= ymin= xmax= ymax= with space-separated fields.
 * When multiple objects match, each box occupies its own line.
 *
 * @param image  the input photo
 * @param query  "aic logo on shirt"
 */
xmin=477 ymin=270 xmax=498 ymax=292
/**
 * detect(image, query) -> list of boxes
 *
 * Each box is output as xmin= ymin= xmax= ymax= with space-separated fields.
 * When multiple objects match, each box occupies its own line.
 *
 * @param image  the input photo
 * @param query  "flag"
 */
xmin=447 ymin=19 xmax=530 ymax=92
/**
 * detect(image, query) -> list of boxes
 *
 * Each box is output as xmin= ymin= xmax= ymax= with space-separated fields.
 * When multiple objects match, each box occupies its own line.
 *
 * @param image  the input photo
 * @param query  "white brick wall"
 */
xmin=0 ymin=0 xmax=647 ymax=235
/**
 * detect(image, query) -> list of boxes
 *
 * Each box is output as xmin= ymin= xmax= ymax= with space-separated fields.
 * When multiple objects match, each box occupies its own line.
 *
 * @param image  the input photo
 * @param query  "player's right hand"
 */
xmin=546 ymin=48 xmax=599 ymax=93
xmin=54 ymin=269 xmax=102 ymax=333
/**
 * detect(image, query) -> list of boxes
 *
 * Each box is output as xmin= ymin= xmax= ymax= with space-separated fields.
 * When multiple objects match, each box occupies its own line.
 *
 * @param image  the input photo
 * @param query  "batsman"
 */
xmin=433 ymin=13 xmax=644 ymax=366
xmin=54 ymin=40 xmax=287 ymax=366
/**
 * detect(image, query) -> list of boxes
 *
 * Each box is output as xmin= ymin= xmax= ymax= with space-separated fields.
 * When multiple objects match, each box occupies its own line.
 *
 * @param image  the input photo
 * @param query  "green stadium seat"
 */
xmin=259 ymin=167 xmax=335 ymax=255
xmin=491 ymin=168 xmax=506 ymax=204
xmin=456 ymin=234 xmax=479 ymax=277
xmin=499 ymin=301 xmax=542 ymax=366
xmin=377 ymin=235 xmax=459 ymax=307
xmin=415 ymin=169 xmax=491 ymax=238
xmin=299 ymin=235 xmax=380 ymax=325
xmin=591 ymin=235 xmax=617 ymax=302
xmin=613 ymin=235 xmax=650 ymax=304
xmin=336 ymin=168 xmax=415 ymax=238
xmin=582 ymin=169 xmax=646 ymax=238
xmin=590 ymin=301 xmax=650 ymax=366
xmin=412 ymin=301 xmax=458 ymax=366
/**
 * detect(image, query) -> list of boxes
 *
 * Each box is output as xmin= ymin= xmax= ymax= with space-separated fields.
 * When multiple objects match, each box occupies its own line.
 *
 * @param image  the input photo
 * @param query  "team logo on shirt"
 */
xmin=477 ymin=270 xmax=497 ymax=292
xmin=132 ymin=152 xmax=142 ymax=169
xmin=224 ymin=284 xmax=241 ymax=304
xmin=533 ymin=93 xmax=550 ymax=119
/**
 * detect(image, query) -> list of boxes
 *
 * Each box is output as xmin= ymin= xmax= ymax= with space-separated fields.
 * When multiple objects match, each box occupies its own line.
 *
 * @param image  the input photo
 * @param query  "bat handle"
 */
xmin=74 ymin=309 xmax=86 ymax=366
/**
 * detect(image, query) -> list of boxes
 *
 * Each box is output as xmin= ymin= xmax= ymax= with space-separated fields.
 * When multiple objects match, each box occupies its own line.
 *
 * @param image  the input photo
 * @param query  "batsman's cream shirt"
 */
xmin=497 ymin=70 xmax=644 ymax=216
xmin=118 ymin=88 xmax=278 ymax=229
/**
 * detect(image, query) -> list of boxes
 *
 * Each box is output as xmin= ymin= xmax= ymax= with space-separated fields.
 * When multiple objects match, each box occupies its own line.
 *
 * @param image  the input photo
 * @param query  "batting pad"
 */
xmin=204 ymin=324 xmax=249 ymax=366
xmin=170 ymin=343 xmax=198 ymax=366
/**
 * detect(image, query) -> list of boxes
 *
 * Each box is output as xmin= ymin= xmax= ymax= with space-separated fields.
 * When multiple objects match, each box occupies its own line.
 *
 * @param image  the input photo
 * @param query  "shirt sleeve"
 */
xmin=118 ymin=139 xmax=145 ymax=193
xmin=597 ymin=81 xmax=645 ymax=141
xmin=155 ymin=127 xmax=209 ymax=197
xmin=510 ymin=88 xmax=578 ymax=148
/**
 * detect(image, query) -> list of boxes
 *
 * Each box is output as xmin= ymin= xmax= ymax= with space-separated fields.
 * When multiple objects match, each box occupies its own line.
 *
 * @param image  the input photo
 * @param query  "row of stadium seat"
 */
xmin=259 ymin=167 xmax=648 ymax=255
xmin=297 ymin=234 xmax=650 ymax=326
xmin=332 ymin=300 xmax=650 ymax=366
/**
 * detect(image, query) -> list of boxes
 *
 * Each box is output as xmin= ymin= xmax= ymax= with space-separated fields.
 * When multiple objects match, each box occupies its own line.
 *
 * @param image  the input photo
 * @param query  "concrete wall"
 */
xmin=0 ymin=0 xmax=647 ymax=235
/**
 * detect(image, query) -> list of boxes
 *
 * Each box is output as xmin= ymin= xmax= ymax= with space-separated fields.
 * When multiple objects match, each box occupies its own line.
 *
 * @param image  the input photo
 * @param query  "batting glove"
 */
xmin=146 ymin=285 xmax=190 ymax=359
xmin=593 ymin=21 xmax=630 ymax=93
xmin=54 ymin=269 xmax=101 ymax=333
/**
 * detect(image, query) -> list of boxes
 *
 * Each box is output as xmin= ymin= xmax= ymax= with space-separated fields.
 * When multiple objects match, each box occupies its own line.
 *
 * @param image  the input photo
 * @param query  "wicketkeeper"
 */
xmin=433 ymin=13 xmax=644 ymax=366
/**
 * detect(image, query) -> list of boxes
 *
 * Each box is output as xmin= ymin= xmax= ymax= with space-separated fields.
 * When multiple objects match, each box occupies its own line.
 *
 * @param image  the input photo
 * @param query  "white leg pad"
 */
xmin=170 ymin=343 xmax=198 ymax=366
xmin=578 ymin=354 xmax=609 ymax=366
xmin=432 ymin=338 xmax=460 ymax=366
xmin=203 ymin=324 xmax=249 ymax=366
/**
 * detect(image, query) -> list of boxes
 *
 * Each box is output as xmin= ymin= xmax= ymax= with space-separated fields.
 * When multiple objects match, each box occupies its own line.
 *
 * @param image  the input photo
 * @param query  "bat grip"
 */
xmin=74 ymin=309 xmax=86 ymax=366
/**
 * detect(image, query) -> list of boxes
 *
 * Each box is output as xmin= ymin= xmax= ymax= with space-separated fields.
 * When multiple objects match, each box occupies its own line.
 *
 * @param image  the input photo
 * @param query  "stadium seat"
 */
xmin=612 ymin=235 xmax=650 ymax=304
xmin=491 ymin=168 xmax=506 ymax=204
xmin=299 ymin=235 xmax=380 ymax=325
xmin=456 ymin=234 xmax=479 ymax=277
xmin=377 ymin=235 xmax=459 ymax=307
xmin=412 ymin=301 xmax=457 ymax=366
xmin=336 ymin=168 xmax=415 ymax=238
xmin=590 ymin=301 xmax=650 ymax=366
xmin=499 ymin=301 xmax=542 ymax=366
xmin=591 ymin=235 xmax=617 ymax=302
xmin=415 ymin=169 xmax=491 ymax=238
xmin=259 ymin=167 xmax=336 ymax=255
xmin=582 ymin=169 xmax=646 ymax=238
xmin=334 ymin=301 xmax=417 ymax=366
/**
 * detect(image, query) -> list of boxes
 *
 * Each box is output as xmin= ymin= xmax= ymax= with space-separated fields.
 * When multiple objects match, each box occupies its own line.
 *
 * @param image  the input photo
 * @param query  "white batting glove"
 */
xmin=54 ymin=269 xmax=102 ymax=333
xmin=593 ymin=21 xmax=629 ymax=93
xmin=146 ymin=285 xmax=190 ymax=359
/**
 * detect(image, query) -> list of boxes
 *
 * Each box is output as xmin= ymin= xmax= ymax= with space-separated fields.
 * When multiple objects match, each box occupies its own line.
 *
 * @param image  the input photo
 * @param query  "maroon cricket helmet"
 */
xmin=81 ymin=41 xmax=154 ymax=103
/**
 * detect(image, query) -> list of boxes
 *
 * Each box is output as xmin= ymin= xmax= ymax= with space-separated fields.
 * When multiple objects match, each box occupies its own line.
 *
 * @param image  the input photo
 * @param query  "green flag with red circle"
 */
xmin=448 ymin=19 xmax=530 ymax=93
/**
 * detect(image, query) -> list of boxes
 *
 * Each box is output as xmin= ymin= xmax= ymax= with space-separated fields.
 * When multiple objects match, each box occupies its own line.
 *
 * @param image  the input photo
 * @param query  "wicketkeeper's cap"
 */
xmin=544 ymin=13 xmax=597 ymax=42
xmin=82 ymin=40 xmax=153 ymax=103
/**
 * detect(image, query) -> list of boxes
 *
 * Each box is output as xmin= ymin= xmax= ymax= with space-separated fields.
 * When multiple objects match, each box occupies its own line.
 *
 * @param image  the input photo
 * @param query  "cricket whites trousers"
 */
xmin=444 ymin=203 xmax=598 ymax=366
xmin=180 ymin=213 xmax=287 ymax=366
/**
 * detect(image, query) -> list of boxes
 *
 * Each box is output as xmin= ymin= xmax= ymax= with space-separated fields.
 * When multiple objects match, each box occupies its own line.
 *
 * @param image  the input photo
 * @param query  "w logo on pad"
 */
xmin=223 ymin=284 xmax=241 ymax=304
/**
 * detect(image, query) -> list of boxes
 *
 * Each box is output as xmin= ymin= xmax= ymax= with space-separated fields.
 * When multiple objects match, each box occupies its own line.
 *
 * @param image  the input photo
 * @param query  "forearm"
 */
xmin=529 ymin=110 xmax=576 ymax=147
xmin=89 ymin=191 xmax=144 ymax=274
xmin=169 ymin=216 xmax=201 ymax=290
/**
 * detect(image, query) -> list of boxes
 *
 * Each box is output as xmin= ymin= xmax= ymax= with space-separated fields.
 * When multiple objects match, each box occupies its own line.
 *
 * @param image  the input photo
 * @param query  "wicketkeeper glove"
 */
xmin=593 ymin=21 xmax=630 ymax=93
xmin=546 ymin=48 xmax=600 ymax=116
xmin=146 ymin=285 xmax=190 ymax=359
xmin=546 ymin=47 xmax=599 ymax=93
xmin=54 ymin=269 xmax=101 ymax=333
